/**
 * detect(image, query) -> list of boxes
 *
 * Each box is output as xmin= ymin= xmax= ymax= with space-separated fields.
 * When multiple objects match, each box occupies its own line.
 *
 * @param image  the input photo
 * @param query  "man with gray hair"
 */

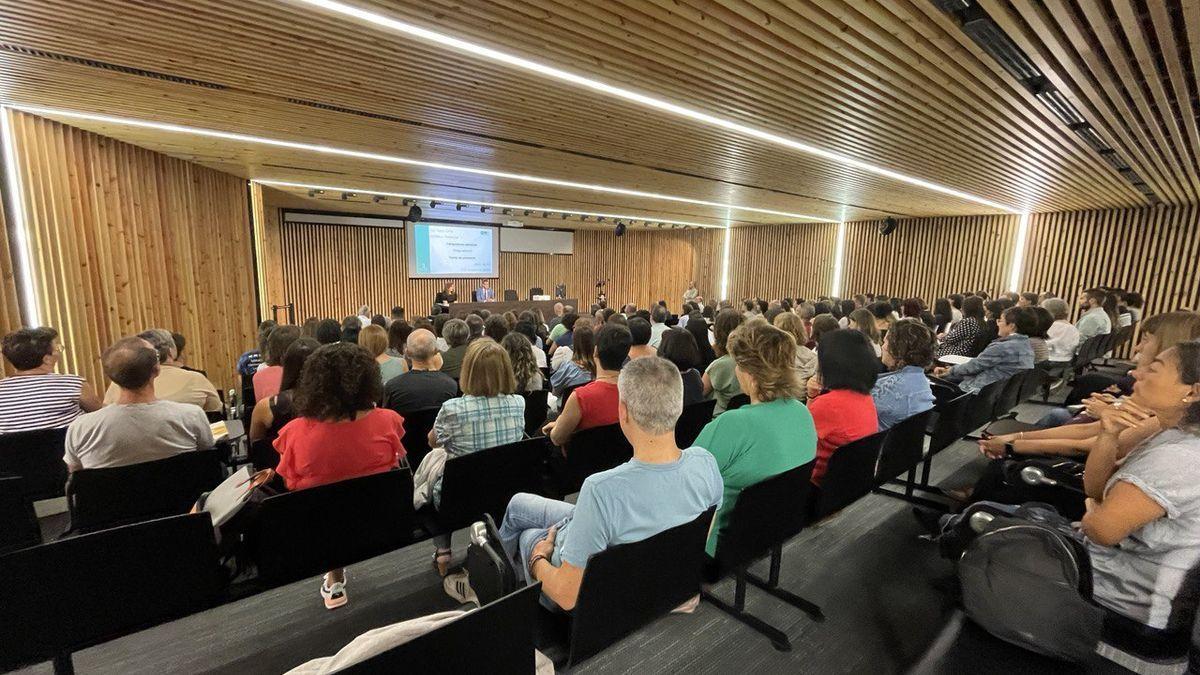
xmin=474 ymin=357 xmax=722 ymax=610
xmin=440 ymin=318 xmax=471 ymax=379
xmin=66 ymin=336 xmax=214 ymax=470
xmin=102 ymin=328 xmax=220 ymax=412
xmin=384 ymin=329 xmax=458 ymax=414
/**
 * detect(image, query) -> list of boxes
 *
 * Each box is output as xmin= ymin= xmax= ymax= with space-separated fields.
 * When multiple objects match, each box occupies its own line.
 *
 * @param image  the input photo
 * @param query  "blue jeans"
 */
xmin=1035 ymin=408 xmax=1075 ymax=429
xmin=497 ymin=493 xmax=575 ymax=586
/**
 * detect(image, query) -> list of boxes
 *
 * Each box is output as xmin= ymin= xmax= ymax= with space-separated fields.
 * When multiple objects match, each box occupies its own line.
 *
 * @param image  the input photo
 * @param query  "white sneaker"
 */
xmin=443 ymin=570 xmax=480 ymax=607
xmin=321 ymin=573 xmax=348 ymax=610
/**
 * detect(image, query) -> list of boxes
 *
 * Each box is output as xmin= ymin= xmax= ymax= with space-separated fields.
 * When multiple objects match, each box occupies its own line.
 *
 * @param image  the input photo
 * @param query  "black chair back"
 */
xmin=992 ymin=371 xmax=1030 ymax=420
xmin=503 ymin=289 xmax=519 ymax=302
xmin=342 ymin=584 xmax=541 ymax=673
xmin=249 ymin=438 xmax=280 ymax=470
xmin=726 ymin=393 xmax=751 ymax=411
xmin=962 ymin=377 xmax=1007 ymax=433
xmin=562 ymin=423 xmax=633 ymax=494
xmin=1107 ymin=324 xmax=1135 ymax=357
xmin=401 ymin=407 xmax=440 ymax=470
xmin=567 ymin=508 xmax=715 ymax=667
xmin=435 ymin=438 xmax=547 ymax=533
xmin=1073 ymin=333 xmax=1109 ymax=371
xmin=809 ymin=430 xmax=887 ymax=519
xmin=1017 ymin=367 xmax=1047 ymax=404
xmin=249 ymin=469 xmax=415 ymax=586
xmin=0 ymin=513 xmax=222 ymax=672
xmin=875 ymin=410 xmax=934 ymax=484
xmin=0 ymin=427 xmax=69 ymax=500
xmin=66 ymin=448 xmax=225 ymax=533
xmin=928 ymin=392 xmax=974 ymax=457
xmin=675 ymin=399 xmax=717 ymax=447
xmin=559 ymin=383 xmax=582 ymax=408
xmin=521 ymin=389 xmax=549 ymax=437
xmin=715 ymin=463 xmax=814 ymax=570
xmin=0 ymin=476 xmax=40 ymax=554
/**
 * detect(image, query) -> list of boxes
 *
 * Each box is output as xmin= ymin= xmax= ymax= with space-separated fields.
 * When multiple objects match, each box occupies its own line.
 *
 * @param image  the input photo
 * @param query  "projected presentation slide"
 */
xmin=406 ymin=223 xmax=499 ymax=278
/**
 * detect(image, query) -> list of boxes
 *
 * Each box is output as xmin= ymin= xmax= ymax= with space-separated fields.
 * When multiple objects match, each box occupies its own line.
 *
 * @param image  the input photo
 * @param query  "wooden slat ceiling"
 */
xmin=0 ymin=0 xmax=1192 ymax=225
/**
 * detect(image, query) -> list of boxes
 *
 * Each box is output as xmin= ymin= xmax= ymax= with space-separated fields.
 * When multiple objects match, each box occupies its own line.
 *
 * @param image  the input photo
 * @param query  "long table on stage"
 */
xmin=441 ymin=298 xmax=579 ymax=317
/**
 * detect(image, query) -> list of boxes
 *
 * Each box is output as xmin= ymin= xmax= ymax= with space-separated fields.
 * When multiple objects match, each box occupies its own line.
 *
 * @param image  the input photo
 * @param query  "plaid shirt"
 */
xmin=432 ymin=394 xmax=526 ymax=505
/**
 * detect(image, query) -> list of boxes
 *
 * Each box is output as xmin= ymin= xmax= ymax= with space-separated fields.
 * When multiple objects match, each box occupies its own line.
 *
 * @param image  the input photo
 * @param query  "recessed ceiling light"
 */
xmin=255 ymin=179 xmax=730 ymax=229
xmin=13 ymin=105 xmax=829 ymax=222
xmin=294 ymin=0 xmax=1020 ymax=213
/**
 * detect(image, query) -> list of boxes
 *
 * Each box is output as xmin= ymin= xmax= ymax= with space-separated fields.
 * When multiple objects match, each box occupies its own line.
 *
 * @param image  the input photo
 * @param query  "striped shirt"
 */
xmin=0 ymin=373 xmax=85 ymax=434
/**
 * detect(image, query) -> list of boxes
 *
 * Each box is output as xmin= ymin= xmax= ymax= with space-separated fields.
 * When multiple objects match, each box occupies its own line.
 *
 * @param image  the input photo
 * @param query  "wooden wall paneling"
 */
xmin=0 ymin=180 xmax=23 ymax=375
xmin=5 ymin=110 xmax=256 ymax=392
xmin=725 ymin=222 xmax=839 ymax=302
xmin=840 ymin=214 xmax=1020 ymax=300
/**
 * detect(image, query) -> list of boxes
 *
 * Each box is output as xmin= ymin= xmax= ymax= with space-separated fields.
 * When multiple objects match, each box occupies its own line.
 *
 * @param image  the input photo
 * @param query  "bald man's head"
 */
xmin=406 ymin=328 xmax=438 ymax=363
xmin=103 ymin=337 xmax=160 ymax=389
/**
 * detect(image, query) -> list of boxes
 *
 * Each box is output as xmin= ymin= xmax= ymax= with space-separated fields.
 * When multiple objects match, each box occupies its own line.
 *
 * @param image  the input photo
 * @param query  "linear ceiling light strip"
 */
xmin=294 ymin=0 xmax=1020 ymax=213
xmin=257 ymin=179 xmax=728 ymax=229
xmin=12 ymin=105 xmax=827 ymax=223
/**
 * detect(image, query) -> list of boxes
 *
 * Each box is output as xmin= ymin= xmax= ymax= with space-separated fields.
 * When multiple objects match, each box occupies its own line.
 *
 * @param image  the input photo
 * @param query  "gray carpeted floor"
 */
xmin=14 ymin=402 xmax=1064 ymax=675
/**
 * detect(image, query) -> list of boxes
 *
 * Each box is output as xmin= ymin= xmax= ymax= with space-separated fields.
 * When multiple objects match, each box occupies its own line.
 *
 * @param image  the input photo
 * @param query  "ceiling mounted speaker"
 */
xmin=614 ymin=221 xmax=626 ymax=237
xmin=879 ymin=216 xmax=898 ymax=236
xmin=407 ymin=205 xmax=423 ymax=222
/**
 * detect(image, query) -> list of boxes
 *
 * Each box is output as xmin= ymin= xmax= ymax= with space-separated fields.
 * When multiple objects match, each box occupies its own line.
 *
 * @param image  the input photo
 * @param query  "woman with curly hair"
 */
xmin=694 ymin=319 xmax=816 ymax=558
xmin=273 ymin=342 xmax=406 ymax=610
xmin=502 ymin=332 xmax=543 ymax=392
xmin=871 ymin=319 xmax=935 ymax=431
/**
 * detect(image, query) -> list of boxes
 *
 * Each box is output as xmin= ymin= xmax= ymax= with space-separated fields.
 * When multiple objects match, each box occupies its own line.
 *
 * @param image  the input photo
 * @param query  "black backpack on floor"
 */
xmin=465 ymin=514 xmax=519 ymax=606
xmin=958 ymin=512 xmax=1104 ymax=662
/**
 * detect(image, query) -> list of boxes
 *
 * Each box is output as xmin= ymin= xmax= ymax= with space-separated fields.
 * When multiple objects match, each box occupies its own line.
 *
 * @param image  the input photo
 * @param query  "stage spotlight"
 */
xmin=597 ymin=216 xmax=605 ymax=223
xmin=429 ymin=200 xmax=439 ymax=208
xmin=561 ymin=213 xmax=569 ymax=219
xmin=614 ymin=220 xmax=626 ymax=237
xmin=307 ymin=189 xmax=317 ymax=197
xmin=524 ymin=210 xmax=532 ymax=216
xmin=373 ymin=195 xmax=387 ymax=203
xmin=542 ymin=211 xmax=550 ymax=218
xmin=480 ymin=205 xmax=489 ymax=213
xmin=399 ymin=198 xmax=411 ymax=206
xmin=580 ymin=215 xmax=589 ymax=221
xmin=456 ymin=203 xmax=465 ymax=211
xmin=340 ymin=192 xmax=355 ymax=200
xmin=502 ymin=208 xmax=512 ymax=215
xmin=407 ymin=205 xmax=423 ymax=222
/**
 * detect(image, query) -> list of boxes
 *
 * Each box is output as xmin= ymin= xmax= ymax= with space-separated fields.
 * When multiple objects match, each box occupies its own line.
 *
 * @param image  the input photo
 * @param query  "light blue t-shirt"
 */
xmin=553 ymin=447 xmax=723 ymax=568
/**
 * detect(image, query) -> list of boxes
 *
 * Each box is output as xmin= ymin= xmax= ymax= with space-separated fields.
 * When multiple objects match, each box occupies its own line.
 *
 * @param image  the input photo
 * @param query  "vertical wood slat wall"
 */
xmin=5 ymin=111 xmax=256 ymax=392
xmin=271 ymin=216 xmax=723 ymax=321
xmin=726 ymin=221 xmax=839 ymax=301
xmin=0 ymin=203 xmax=22 ymax=375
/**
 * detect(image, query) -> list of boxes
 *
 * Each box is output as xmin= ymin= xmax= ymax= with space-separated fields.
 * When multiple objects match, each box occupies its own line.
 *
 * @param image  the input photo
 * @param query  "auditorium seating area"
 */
xmin=2 ymin=1 xmax=1200 ymax=673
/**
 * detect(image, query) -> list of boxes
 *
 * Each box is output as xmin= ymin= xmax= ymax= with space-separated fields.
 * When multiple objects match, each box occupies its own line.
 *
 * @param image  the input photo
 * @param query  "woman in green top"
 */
xmin=702 ymin=308 xmax=746 ymax=416
xmin=695 ymin=318 xmax=817 ymax=558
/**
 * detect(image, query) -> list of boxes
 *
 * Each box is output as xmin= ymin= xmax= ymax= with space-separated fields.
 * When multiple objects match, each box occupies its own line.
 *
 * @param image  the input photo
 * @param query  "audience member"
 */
xmin=550 ymin=322 xmax=595 ymax=398
xmin=252 ymin=325 xmax=301 ymax=402
xmin=171 ymin=332 xmax=204 ymax=375
xmin=657 ymin=327 xmax=706 ymax=406
xmin=340 ymin=316 xmax=362 ymax=344
xmin=359 ymin=324 xmax=407 ymax=384
xmin=1076 ymin=288 xmax=1112 ymax=341
xmin=1123 ymin=291 xmax=1144 ymax=323
xmin=66 ymin=337 xmax=214 ymax=471
xmin=871 ymin=319 xmax=935 ymax=431
xmin=484 ymin=314 xmax=509 ymax=342
xmin=465 ymin=314 xmax=485 ymax=342
xmin=626 ymin=317 xmax=656 ymax=360
xmin=703 ymin=308 xmax=746 ymax=416
xmin=551 ymin=317 xmax=593 ymax=372
xmin=696 ymin=320 xmax=815 ymax=557
xmin=384 ymin=329 xmax=458 ymax=414
xmin=772 ymin=312 xmax=817 ymax=399
xmin=513 ymin=321 xmax=548 ymax=369
xmin=933 ymin=307 xmax=1035 ymax=393
xmin=389 ymin=306 xmax=405 ymax=325
xmin=548 ymin=307 xmax=576 ymax=343
xmin=439 ymin=319 xmax=470 ymax=379
xmin=249 ymin=337 xmax=319 ymax=443
xmin=503 ymin=332 xmax=544 ymax=392
xmin=547 ymin=302 xmax=565 ymax=331
xmin=684 ymin=315 xmax=717 ymax=371
xmin=0 ymin=327 xmax=101 ymax=434
xmin=866 ymin=301 xmax=895 ymax=337
xmin=809 ymin=314 xmax=840 ymax=349
xmin=545 ymin=324 xmax=631 ymax=445
xmin=1027 ymin=306 xmax=1053 ymax=364
xmin=105 ymin=328 xmax=221 ymax=412
xmin=386 ymin=320 xmax=412 ymax=359
xmin=649 ymin=305 xmax=670 ymax=349
xmin=300 ymin=317 xmax=319 ymax=339
xmin=237 ymin=320 xmax=276 ymax=375
xmin=275 ymin=341 xmax=405 ymax=609
xmin=808 ymin=329 xmax=879 ymax=485
xmin=935 ymin=295 xmax=985 ymax=358
xmin=487 ymin=357 xmax=722 ymax=610
xmin=848 ymin=307 xmax=883 ymax=358
xmin=420 ymin=339 xmax=525 ymax=575
xmin=314 ymin=318 xmax=341 ymax=345
xmin=1042 ymin=297 xmax=1081 ymax=362
xmin=932 ymin=298 xmax=953 ymax=334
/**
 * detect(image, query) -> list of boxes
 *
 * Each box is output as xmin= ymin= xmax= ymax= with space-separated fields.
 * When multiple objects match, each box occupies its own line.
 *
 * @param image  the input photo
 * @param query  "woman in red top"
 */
xmin=274 ymin=342 xmax=406 ymax=609
xmin=807 ymin=329 xmax=880 ymax=484
xmin=545 ymin=323 xmax=631 ymax=447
